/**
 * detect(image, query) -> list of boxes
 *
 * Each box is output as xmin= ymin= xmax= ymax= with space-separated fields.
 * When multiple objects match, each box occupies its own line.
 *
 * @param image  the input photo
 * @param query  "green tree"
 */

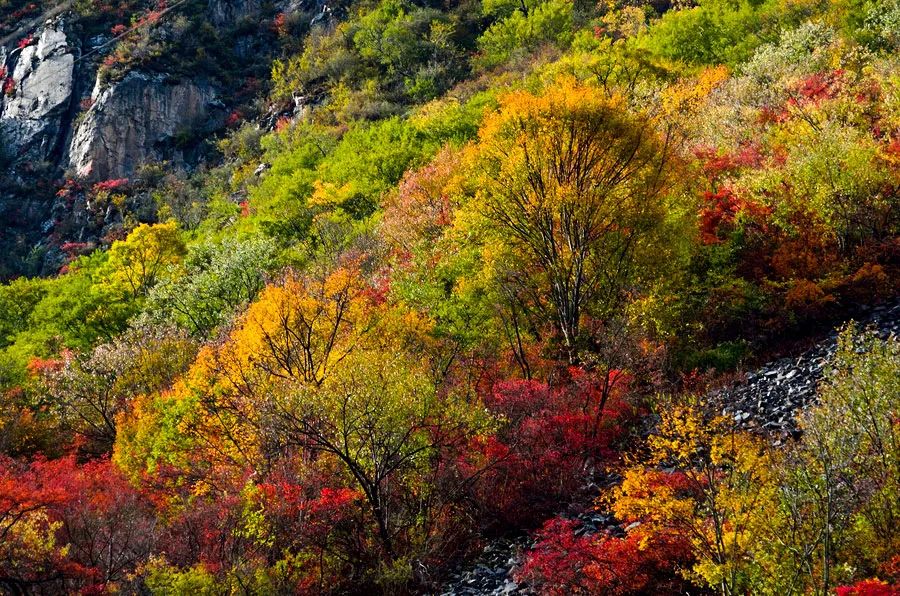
xmin=314 ymin=117 xmax=433 ymax=218
xmin=143 ymin=237 xmax=277 ymax=337
xmin=476 ymin=0 xmax=574 ymax=69
xmin=0 ymin=277 xmax=46 ymax=349
xmin=774 ymin=326 xmax=900 ymax=593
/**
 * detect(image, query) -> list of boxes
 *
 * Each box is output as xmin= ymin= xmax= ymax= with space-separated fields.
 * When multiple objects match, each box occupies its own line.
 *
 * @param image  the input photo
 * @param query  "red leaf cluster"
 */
xmin=795 ymin=70 xmax=844 ymax=104
xmin=836 ymin=579 xmax=900 ymax=596
xmin=92 ymin=178 xmax=130 ymax=194
xmin=0 ymin=456 xmax=156 ymax=592
xmin=698 ymin=187 xmax=770 ymax=245
xmin=694 ymin=142 xmax=764 ymax=182
xmin=226 ymin=109 xmax=243 ymax=128
xmin=463 ymin=370 xmax=635 ymax=528
xmin=516 ymin=517 xmax=693 ymax=595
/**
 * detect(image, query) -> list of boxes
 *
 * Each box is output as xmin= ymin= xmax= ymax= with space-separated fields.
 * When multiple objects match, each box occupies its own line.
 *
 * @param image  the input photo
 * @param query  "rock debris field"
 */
xmin=717 ymin=301 xmax=900 ymax=437
xmin=438 ymin=301 xmax=900 ymax=596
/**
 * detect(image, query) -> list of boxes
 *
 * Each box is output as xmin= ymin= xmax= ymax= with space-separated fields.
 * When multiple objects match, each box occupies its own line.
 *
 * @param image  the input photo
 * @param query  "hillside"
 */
xmin=0 ymin=0 xmax=897 ymax=593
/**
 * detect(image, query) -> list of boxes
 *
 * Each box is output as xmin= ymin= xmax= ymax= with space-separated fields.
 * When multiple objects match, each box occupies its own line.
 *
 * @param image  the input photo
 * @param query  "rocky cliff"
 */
xmin=208 ymin=0 xmax=263 ymax=27
xmin=0 ymin=19 xmax=75 ymax=164
xmin=0 ymin=0 xmax=288 ymax=276
xmin=69 ymin=72 xmax=223 ymax=180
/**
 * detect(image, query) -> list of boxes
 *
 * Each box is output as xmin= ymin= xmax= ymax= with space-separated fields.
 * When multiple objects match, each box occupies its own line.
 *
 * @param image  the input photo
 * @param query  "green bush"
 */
xmin=476 ymin=0 xmax=574 ymax=69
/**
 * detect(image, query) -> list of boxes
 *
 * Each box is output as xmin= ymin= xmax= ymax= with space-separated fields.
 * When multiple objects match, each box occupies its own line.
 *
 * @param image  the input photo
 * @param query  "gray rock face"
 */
xmin=208 ymin=0 xmax=263 ymax=27
xmin=278 ymin=0 xmax=306 ymax=14
xmin=0 ymin=22 xmax=75 ymax=162
xmin=69 ymin=72 xmax=219 ymax=180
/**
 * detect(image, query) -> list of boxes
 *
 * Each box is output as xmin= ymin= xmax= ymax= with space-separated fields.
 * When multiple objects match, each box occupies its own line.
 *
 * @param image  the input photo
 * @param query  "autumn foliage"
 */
xmin=0 ymin=456 xmax=155 ymax=594
xmin=0 ymin=0 xmax=898 ymax=592
xmin=466 ymin=370 xmax=635 ymax=528
xmin=517 ymin=518 xmax=693 ymax=595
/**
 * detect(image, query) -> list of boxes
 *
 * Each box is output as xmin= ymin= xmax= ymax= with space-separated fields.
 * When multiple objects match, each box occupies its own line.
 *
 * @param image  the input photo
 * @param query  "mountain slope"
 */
xmin=0 ymin=0 xmax=897 ymax=593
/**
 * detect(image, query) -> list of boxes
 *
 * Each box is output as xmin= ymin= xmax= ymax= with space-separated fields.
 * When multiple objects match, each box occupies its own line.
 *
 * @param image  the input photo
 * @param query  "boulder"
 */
xmin=0 ymin=22 xmax=75 ymax=163
xmin=69 ymin=72 xmax=220 ymax=180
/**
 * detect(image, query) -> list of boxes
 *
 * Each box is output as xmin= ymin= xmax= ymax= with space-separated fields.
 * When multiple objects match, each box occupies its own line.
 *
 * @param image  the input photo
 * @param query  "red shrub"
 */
xmin=257 ymin=481 xmax=361 ymax=544
xmin=698 ymin=187 xmax=770 ymax=245
xmin=56 ymin=178 xmax=82 ymax=199
xmin=92 ymin=178 xmax=129 ymax=193
xmin=694 ymin=146 xmax=736 ymax=180
xmin=272 ymin=12 xmax=287 ymax=36
xmin=884 ymin=137 xmax=900 ymax=160
xmin=881 ymin=555 xmax=900 ymax=583
xmin=699 ymin=187 xmax=740 ymax=244
xmin=275 ymin=116 xmax=292 ymax=132
xmin=9 ymin=3 xmax=38 ymax=21
xmin=733 ymin=142 xmax=764 ymax=169
xmin=796 ymin=70 xmax=844 ymax=104
xmin=40 ymin=457 xmax=157 ymax=590
xmin=0 ymin=456 xmax=157 ymax=593
xmin=225 ymin=109 xmax=243 ymax=127
xmin=694 ymin=143 xmax=765 ymax=184
xmin=516 ymin=517 xmax=693 ymax=595
xmin=836 ymin=579 xmax=899 ymax=596
xmin=464 ymin=370 xmax=635 ymax=528
xmin=26 ymin=356 xmax=64 ymax=377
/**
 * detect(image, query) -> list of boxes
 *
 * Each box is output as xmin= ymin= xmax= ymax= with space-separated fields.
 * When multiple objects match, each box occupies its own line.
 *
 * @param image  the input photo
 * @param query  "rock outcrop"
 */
xmin=69 ymin=72 xmax=221 ymax=180
xmin=440 ymin=538 xmax=530 ymax=596
xmin=208 ymin=0 xmax=263 ymax=27
xmin=0 ymin=20 xmax=75 ymax=163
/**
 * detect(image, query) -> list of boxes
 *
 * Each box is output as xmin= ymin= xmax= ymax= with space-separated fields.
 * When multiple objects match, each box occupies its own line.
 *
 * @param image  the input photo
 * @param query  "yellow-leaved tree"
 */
xmin=102 ymin=221 xmax=186 ymax=298
xmin=114 ymin=262 xmax=373 ymax=477
xmin=610 ymin=397 xmax=780 ymax=595
xmin=472 ymin=76 xmax=676 ymax=362
xmin=114 ymin=260 xmax=489 ymax=585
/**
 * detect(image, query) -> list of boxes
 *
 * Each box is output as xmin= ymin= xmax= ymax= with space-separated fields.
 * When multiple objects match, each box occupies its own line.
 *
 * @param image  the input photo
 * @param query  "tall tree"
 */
xmin=474 ymin=77 xmax=673 ymax=362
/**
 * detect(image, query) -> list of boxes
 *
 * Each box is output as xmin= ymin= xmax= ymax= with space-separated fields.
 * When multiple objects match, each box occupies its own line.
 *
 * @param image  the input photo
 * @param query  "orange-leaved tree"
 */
xmin=114 ymin=261 xmax=490 ymax=588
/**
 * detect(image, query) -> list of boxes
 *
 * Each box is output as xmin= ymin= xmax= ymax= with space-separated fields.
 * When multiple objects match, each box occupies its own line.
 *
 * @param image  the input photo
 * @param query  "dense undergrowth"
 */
xmin=0 ymin=0 xmax=898 ymax=593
